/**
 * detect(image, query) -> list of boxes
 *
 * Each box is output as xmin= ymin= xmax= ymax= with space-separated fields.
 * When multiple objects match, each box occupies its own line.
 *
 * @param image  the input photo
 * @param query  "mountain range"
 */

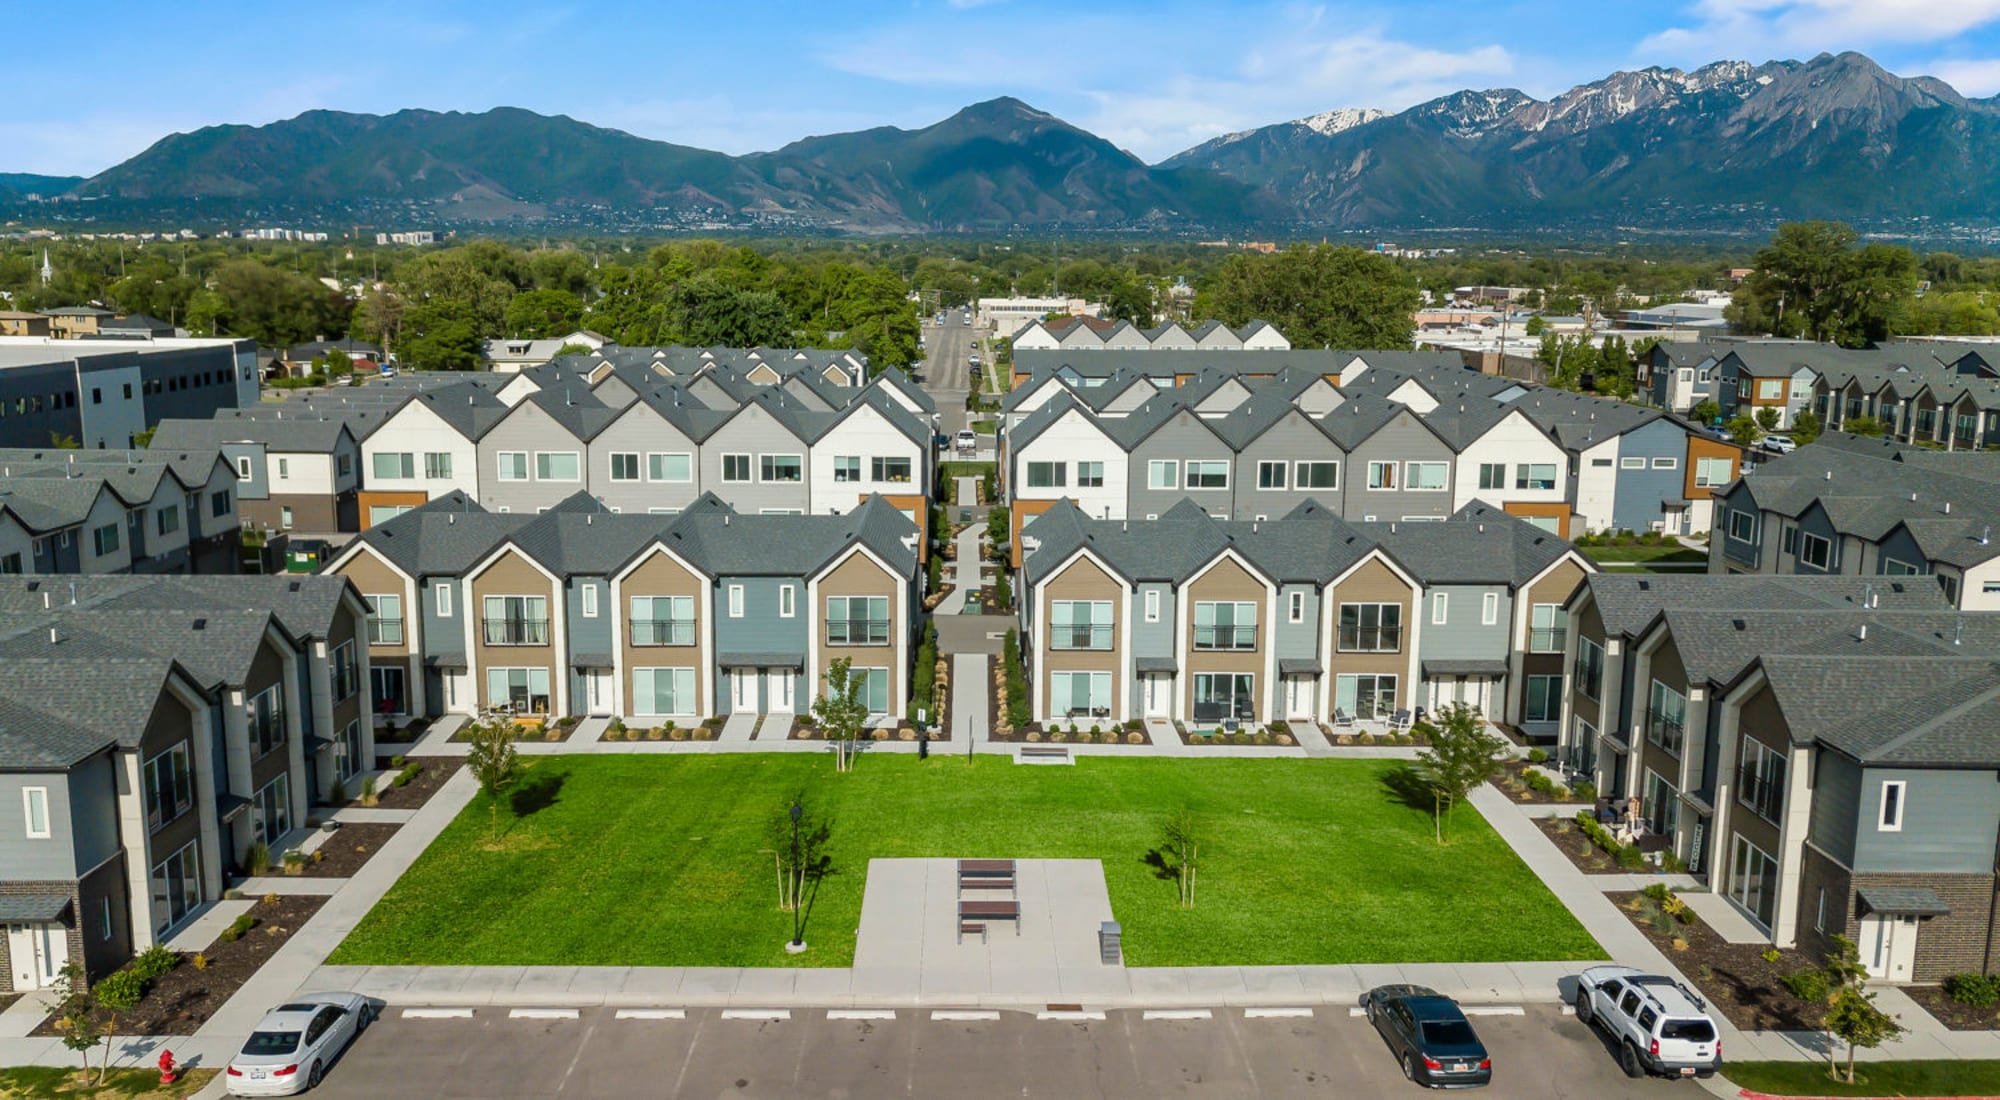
xmin=18 ymin=51 xmax=2000 ymax=233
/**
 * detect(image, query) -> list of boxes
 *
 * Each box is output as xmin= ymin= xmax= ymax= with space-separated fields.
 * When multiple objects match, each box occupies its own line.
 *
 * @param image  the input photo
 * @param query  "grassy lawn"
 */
xmin=329 ymin=755 xmax=1602 ymax=968
xmin=1579 ymin=544 xmax=1707 ymax=564
xmin=1726 ymin=1060 xmax=2000 ymax=1097
xmin=0 ymin=1067 xmax=216 ymax=1098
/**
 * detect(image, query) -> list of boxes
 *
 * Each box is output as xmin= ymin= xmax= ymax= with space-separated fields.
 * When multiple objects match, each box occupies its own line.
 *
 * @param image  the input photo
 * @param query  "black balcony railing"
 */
xmin=827 ymin=619 xmax=890 ymax=645
xmin=483 ymin=617 xmax=550 ymax=646
xmin=367 ymin=619 xmax=404 ymax=646
xmin=1049 ymin=624 xmax=1112 ymax=650
xmin=629 ymin=619 xmax=695 ymax=646
xmin=1530 ymin=627 xmax=1567 ymax=653
xmin=1338 ymin=625 xmax=1402 ymax=652
xmin=1647 ymin=709 xmax=1685 ymax=756
xmin=1193 ymin=625 xmax=1257 ymax=651
xmin=1739 ymin=761 xmax=1787 ymax=823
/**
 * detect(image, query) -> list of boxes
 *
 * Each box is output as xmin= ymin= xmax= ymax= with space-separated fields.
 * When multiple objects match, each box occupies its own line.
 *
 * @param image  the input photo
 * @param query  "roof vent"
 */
xmin=1638 ymin=580 xmax=1651 ymax=591
xmin=1945 ymin=501 xmax=1953 ymax=515
xmin=724 ymin=515 xmax=730 ymax=526
xmin=288 ymin=581 xmax=300 ymax=592
xmin=1954 ymin=619 xmax=1965 ymax=647
xmin=448 ymin=514 xmax=455 ymax=525
xmin=192 ymin=617 xmax=206 ymax=630
xmin=1825 ymin=469 xmax=1832 ymax=480
xmin=1732 ymin=619 xmax=1745 ymax=631
xmin=1982 ymin=526 xmax=1992 ymax=546
xmin=1857 ymin=622 xmax=1868 ymax=641
xmin=48 ymin=626 xmax=58 ymax=645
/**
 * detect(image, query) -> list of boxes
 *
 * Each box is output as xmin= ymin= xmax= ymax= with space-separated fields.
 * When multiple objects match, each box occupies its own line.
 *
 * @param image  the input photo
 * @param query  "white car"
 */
xmin=1762 ymin=434 xmax=1796 ymax=454
xmin=953 ymin=428 xmax=978 ymax=452
xmin=1574 ymin=966 xmax=1720 ymax=1079
xmin=226 ymin=992 xmax=374 ymax=1095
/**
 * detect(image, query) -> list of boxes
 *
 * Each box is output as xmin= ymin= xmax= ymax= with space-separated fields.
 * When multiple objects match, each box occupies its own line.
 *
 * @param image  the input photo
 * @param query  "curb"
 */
xmin=1737 ymin=1090 xmax=2000 ymax=1100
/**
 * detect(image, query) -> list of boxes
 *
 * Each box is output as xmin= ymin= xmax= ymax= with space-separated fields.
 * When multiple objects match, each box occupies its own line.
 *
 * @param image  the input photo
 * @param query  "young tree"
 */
xmin=1819 ymin=935 xmax=1902 ymax=1083
xmin=1413 ymin=703 xmax=1509 ymax=843
xmin=1161 ymin=808 xmax=1200 ymax=909
xmin=49 ymin=963 xmax=114 ymax=1085
xmin=465 ymin=721 xmax=520 ymax=828
xmin=1843 ymin=415 xmax=1886 ymax=438
xmin=814 ymin=658 xmax=871 ymax=772
xmin=1726 ymin=415 xmax=1763 ymax=447
xmin=1690 ymin=399 xmax=1722 ymax=426
xmin=1755 ymin=407 xmax=1782 ymax=433
xmin=768 ymin=797 xmax=833 ymax=915
xmin=1790 ymin=410 xmax=1823 ymax=446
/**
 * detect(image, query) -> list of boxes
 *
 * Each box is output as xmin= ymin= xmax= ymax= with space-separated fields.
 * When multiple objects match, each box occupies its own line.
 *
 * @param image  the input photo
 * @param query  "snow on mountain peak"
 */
xmin=1298 ymin=107 xmax=1387 ymax=137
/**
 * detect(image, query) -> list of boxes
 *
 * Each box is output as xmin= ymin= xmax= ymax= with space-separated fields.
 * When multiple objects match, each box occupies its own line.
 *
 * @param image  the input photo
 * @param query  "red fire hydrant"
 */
xmin=158 ymin=1048 xmax=178 ymax=1085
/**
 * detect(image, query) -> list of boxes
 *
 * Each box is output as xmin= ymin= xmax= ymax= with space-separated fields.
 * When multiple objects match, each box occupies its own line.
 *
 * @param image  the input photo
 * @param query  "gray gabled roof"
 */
xmin=1579 ymin=573 xmax=1949 ymax=638
xmin=1759 ymin=655 xmax=2000 ymax=767
xmin=150 ymin=415 xmax=355 ymax=455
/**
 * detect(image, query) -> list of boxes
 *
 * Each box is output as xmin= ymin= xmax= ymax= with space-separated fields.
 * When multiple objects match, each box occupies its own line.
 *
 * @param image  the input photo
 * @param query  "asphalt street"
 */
xmin=923 ymin=310 xmax=976 ymax=436
xmin=308 ymin=1004 xmax=1697 ymax=1099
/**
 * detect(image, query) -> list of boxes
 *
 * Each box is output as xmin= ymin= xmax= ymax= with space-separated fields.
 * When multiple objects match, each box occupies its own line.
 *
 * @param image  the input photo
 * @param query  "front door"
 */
xmin=1286 ymin=676 xmax=1315 ymax=720
xmin=767 ymin=669 xmax=794 ymax=712
xmin=1862 ymin=914 xmax=1920 ymax=982
xmin=733 ymin=669 xmax=758 ymax=711
xmin=585 ymin=671 xmax=611 ymax=716
xmin=371 ymin=666 xmax=407 ymax=716
xmin=1145 ymin=674 xmax=1170 ymax=718
xmin=7 ymin=922 xmax=66 ymax=991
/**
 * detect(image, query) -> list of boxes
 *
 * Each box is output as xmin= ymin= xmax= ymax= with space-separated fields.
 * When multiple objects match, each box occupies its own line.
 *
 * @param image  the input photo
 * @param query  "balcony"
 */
xmin=483 ymin=617 xmax=550 ymax=646
xmin=1647 ymin=709 xmax=1685 ymax=756
xmin=826 ymin=620 xmax=890 ymax=646
xmin=630 ymin=619 xmax=696 ymax=646
xmin=367 ymin=620 xmax=404 ymax=646
xmin=1739 ymin=764 xmax=1785 ymax=823
xmin=1193 ymin=625 xmax=1257 ymax=651
xmin=1050 ymin=624 xmax=1112 ymax=650
xmin=1337 ymin=626 xmax=1402 ymax=653
xmin=1530 ymin=627 xmax=1567 ymax=653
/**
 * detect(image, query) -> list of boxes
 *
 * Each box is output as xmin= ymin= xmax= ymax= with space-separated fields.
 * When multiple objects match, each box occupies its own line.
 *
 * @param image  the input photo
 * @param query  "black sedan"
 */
xmin=1364 ymin=985 xmax=1493 ymax=1089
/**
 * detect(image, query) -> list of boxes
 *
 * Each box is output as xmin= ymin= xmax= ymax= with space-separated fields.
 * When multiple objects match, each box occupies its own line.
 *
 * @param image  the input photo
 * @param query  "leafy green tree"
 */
xmin=465 ymin=720 xmax=521 ymax=830
xmin=1537 ymin=333 xmax=1600 ymax=393
xmin=1817 ymin=935 xmax=1903 ymax=1084
xmin=1755 ymin=408 xmax=1782 ymax=433
xmin=814 ymin=657 xmax=871 ymax=773
xmin=1728 ymin=222 xmax=1919 ymax=347
xmin=503 ymin=287 xmax=584 ymax=338
xmin=1160 ymin=808 xmax=1200 ymax=909
xmin=1196 ymin=244 xmax=1420 ymax=349
xmin=1790 ymin=410 xmax=1823 ymax=445
xmin=1903 ymin=291 xmax=2000 ymax=336
xmin=769 ymin=796 xmax=832 ymax=915
xmin=397 ymin=304 xmax=484 ymax=370
xmin=1843 ymin=415 xmax=1886 ymax=438
xmin=50 ymin=962 xmax=116 ymax=1084
xmin=1414 ymin=703 xmax=1509 ymax=843
xmin=1726 ymin=415 xmax=1762 ymax=446
xmin=201 ymin=260 xmax=351 ymax=345
xmin=1690 ymin=399 xmax=1722 ymax=426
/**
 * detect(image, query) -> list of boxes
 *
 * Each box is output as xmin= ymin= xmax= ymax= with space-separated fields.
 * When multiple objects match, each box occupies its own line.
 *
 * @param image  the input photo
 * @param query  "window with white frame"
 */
xmin=1257 ymin=461 xmax=1287 ymax=490
xmin=1288 ymin=591 xmax=1305 ymax=623
xmin=365 ymin=593 xmax=404 ymax=645
xmin=1194 ymin=601 xmax=1257 ymax=650
xmin=157 ymin=505 xmax=180 ymax=536
xmin=721 ymin=454 xmax=752 ymax=482
xmin=535 ymin=452 xmax=580 ymax=481
xmin=496 ymin=452 xmax=529 ymax=481
xmin=759 ymin=454 xmax=802 ymax=483
xmin=1525 ymin=675 xmax=1562 ymax=722
xmin=632 ymin=667 xmax=697 ymax=715
xmin=150 ymin=841 xmax=201 ymax=934
xmin=1185 ymin=461 xmax=1229 ymax=489
xmin=843 ymin=667 xmax=890 ymax=714
xmin=827 ymin=595 xmax=890 ymax=645
xmin=609 ymin=453 xmax=641 ymax=481
xmin=1620 ymin=456 xmax=1646 ymax=469
xmin=1647 ymin=680 xmax=1686 ymax=756
xmin=1076 ymin=462 xmax=1104 ymax=488
xmin=1757 ymin=379 xmax=1784 ymax=400
xmin=93 ymin=524 xmax=119 ymax=557
xmin=1049 ymin=671 xmax=1111 ymax=717
xmin=1729 ymin=833 xmax=1778 ymax=930
xmin=581 ymin=583 xmax=599 ymax=618
xmin=1405 ymin=462 xmax=1448 ymax=491
xmin=871 ymin=456 xmax=912 ymax=483
xmin=648 ymin=453 xmax=692 ymax=482
xmin=1143 ymin=589 xmax=1160 ymax=623
xmin=1432 ymin=591 xmax=1448 ymax=624
xmin=1295 ymin=461 xmax=1338 ymax=490
xmin=833 ymin=456 xmax=862 ymax=483
xmin=1515 ymin=463 xmax=1557 ymax=490
xmin=1366 ymin=461 xmax=1397 ymax=490
xmin=373 ymin=452 xmax=415 ymax=480
xmin=435 ymin=584 xmax=453 ymax=618
xmin=1799 ymin=532 xmax=1832 ymax=570
xmin=1529 ymin=604 xmax=1566 ymax=652
xmin=1652 ymin=457 xmax=1679 ymax=470
xmin=779 ymin=585 xmax=796 ymax=618
xmin=1879 ymin=780 xmax=1906 ymax=831
xmin=1882 ymin=558 xmax=1923 ymax=576
xmin=1193 ymin=673 xmax=1255 ymax=722
xmin=249 ymin=686 xmax=285 ymax=758
xmin=22 ymin=787 xmax=49 ymax=839
xmin=425 ymin=452 xmax=453 ymax=479
xmin=1575 ymin=635 xmax=1604 ymax=700
xmin=1728 ymin=509 xmax=1757 ymax=542
xmin=235 ymin=456 xmax=252 ymax=479
xmin=486 ymin=667 xmax=551 ymax=713
xmin=1050 ymin=600 xmax=1112 ymax=649
xmin=330 ymin=640 xmax=358 ymax=702
xmin=1338 ymin=603 xmax=1401 ymax=652
xmin=727 ymin=584 xmax=745 ymax=617
xmin=1147 ymin=460 xmax=1178 ymax=490
xmin=1694 ymin=456 xmax=1733 ymax=487
xmin=629 ymin=595 xmax=694 ymax=645
xmin=1026 ymin=462 xmax=1066 ymax=488
xmin=1481 ymin=592 xmax=1499 ymax=626
xmin=481 ymin=595 xmax=549 ymax=645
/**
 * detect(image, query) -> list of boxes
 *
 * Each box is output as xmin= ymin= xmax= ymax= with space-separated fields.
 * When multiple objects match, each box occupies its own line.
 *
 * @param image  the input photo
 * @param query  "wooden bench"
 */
xmin=959 ymin=876 xmax=1016 ymax=892
xmin=958 ymin=921 xmax=987 ymax=944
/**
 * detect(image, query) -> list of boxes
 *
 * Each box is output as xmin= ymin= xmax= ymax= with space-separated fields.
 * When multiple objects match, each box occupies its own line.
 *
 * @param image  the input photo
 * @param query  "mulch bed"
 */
xmin=371 ymin=720 xmax=426 ymax=745
xmin=1175 ymin=724 xmax=1293 ymax=748
xmin=450 ymin=719 xmax=581 ymax=743
xmin=1609 ymin=889 xmax=1827 ymax=1032
xmin=1491 ymin=759 xmax=1588 ymax=804
xmin=1535 ymin=816 xmax=1677 ymax=876
xmin=369 ymin=758 xmax=462 ymax=810
xmin=294 ymin=823 xmax=401 ymax=878
xmin=34 ymin=895 xmax=326 ymax=1038
xmin=1324 ymin=730 xmax=1431 ymax=749
xmin=1903 ymin=985 xmax=1994 ymax=1031
xmin=786 ymin=722 xmax=946 ymax=743
xmin=990 ymin=723 xmax=1152 ymax=745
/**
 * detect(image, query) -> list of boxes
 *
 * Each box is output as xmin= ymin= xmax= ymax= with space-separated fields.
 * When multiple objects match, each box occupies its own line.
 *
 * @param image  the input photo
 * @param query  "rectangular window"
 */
xmin=1192 ymin=673 xmax=1255 ymax=722
xmin=1478 ymin=462 xmax=1506 ymax=491
xmin=1049 ymin=600 xmax=1113 ymax=650
xmin=1366 ymin=461 xmax=1397 ymax=490
xmin=22 ymin=787 xmax=49 ymax=839
xmin=1288 ymin=591 xmax=1305 ymax=624
xmin=722 ymin=454 xmax=752 ymax=482
xmin=1431 ymin=591 xmax=1448 ymax=625
xmin=280 ymin=507 xmax=294 ymax=529
xmin=1026 ymin=462 xmax=1066 ymax=488
xmin=1193 ymin=601 xmax=1257 ymax=650
xmin=149 ymin=840 xmax=201 ymax=935
xmin=1147 ymin=460 xmax=1178 ymax=490
xmin=1693 ymin=456 xmax=1733 ymax=487
xmin=1739 ymin=738 xmax=1788 ymax=824
xmin=248 ymin=686 xmax=285 ymax=759
xmin=845 ymin=667 xmax=891 ymax=715
xmin=1481 ymin=592 xmax=1499 ymax=626
xmin=728 ymin=584 xmax=745 ymax=618
xmin=1049 ymin=671 xmax=1112 ymax=718
xmin=1645 ymin=769 xmax=1681 ymax=840
xmin=834 ymin=456 xmax=861 ymax=483
xmin=497 ymin=452 xmax=529 ymax=481
xmin=211 ymin=489 xmax=231 ymax=517
xmin=330 ymin=640 xmax=358 ymax=703
xmin=1729 ymin=510 xmax=1757 ymax=542
xmin=826 ymin=595 xmax=890 ymax=645
xmin=1185 ymin=460 xmax=1229 ymax=489
xmin=1882 ymin=558 xmax=1923 ymax=577
xmin=1257 ymin=461 xmax=1287 ymax=490
xmin=1575 ymin=636 xmax=1604 ymax=700
xmin=1729 ymin=834 xmax=1779 ymax=930
xmin=1295 ymin=461 xmax=1338 ymax=490
xmin=1651 ymin=457 xmax=1679 ymax=470
xmin=1647 ymin=680 xmax=1687 ymax=757
xmin=632 ymin=667 xmax=698 ymax=716
xmin=1404 ymin=462 xmax=1448 ymax=491
xmin=629 ymin=594 xmax=695 ymax=645
xmin=1515 ymin=463 xmax=1557 ymax=491
xmin=1075 ymin=461 xmax=1104 ymax=488
xmin=1620 ymin=456 xmax=1645 ymax=470
xmin=435 ymin=584 xmax=453 ymax=618
xmin=759 ymin=454 xmax=803 ymax=483
xmin=0 ymin=553 xmax=18 ymax=575
xmin=1879 ymin=780 xmax=1906 ymax=831
xmin=1525 ymin=675 xmax=1562 ymax=722
xmin=1333 ymin=673 xmax=1398 ymax=721
xmin=871 ymin=456 xmax=912 ymax=483
xmin=609 ymin=453 xmax=641 ymax=481
xmin=1800 ymin=532 xmax=1832 ymax=570
xmin=93 ymin=523 xmax=120 ymax=557
xmin=235 ymin=456 xmax=253 ymax=479
xmin=644 ymin=453 xmax=690 ymax=483
xmin=1757 ymin=379 xmax=1784 ymax=400
xmin=372 ymin=452 xmax=415 ymax=480
xmin=485 ymin=667 xmax=552 ymax=714
xmin=780 ymin=585 xmax=796 ymax=618
xmin=277 ymin=458 xmax=289 ymax=480
xmin=1338 ymin=603 xmax=1402 ymax=652
xmin=425 ymin=452 xmax=453 ymax=479
xmin=1529 ymin=603 xmax=1567 ymax=652
xmin=365 ymin=594 xmax=404 ymax=645
xmin=156 ymin=505 xmax=180 ymax=536
xmin=581 ymin=583 xmax=599 ymax=618
xmin=535 ymin=452 xmax=580 ymax=481
xmin=1144 ymin=589 xmax=1160 ymax=623
xmin=142 ymin=744 xmax=194 ymax=831
xmin=480 ymin=594 xmax=550 ymax=645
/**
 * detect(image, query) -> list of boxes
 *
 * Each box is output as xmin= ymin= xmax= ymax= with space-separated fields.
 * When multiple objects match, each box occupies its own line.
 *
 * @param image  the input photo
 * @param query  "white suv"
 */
xmin=1574 ymin=965 xmax=1721 ymax=1080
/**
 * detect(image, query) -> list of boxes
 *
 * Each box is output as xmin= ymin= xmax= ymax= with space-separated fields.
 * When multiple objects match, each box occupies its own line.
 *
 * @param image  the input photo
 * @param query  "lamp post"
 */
xmin=787 ymin=801 xmax=805 ymax=952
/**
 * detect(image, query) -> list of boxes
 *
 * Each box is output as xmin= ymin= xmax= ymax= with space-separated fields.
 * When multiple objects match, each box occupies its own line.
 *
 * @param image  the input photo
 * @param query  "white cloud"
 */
xmin=1642 ymin=0 xmax=2000 ymax=62
xmin=1926 ymin=56 xmax=2000 ymax=94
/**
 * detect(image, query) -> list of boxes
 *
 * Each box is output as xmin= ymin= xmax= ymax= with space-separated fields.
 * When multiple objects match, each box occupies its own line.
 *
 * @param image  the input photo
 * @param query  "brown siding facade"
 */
xmin=1039 ymin=554 xmax=1123 ymax=721
xmin=470 ymin=549 xmax=558 ymax=712
xmin=619 ymin=549 xmax=708 ymax=718
xmin=818 ymin=550 xmax=902 ymax=716
xmin=1183 ymin=556 xmax=1268 ymax=720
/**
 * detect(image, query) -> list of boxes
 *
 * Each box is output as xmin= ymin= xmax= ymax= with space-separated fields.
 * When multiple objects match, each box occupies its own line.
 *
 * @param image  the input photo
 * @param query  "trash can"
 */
xmin=1099 ymin=920 xmax=1122 ymax=965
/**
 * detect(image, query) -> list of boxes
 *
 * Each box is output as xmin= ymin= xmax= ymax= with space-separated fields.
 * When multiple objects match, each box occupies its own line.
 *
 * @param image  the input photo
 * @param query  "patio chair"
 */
xmin=1390 ymin=709 xmax=1412 ymax=730
xmin=1331 ymin=709 xmax=1355 ymax=729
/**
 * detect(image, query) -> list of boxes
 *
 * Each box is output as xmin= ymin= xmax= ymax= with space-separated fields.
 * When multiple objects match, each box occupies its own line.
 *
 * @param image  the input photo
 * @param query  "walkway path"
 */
xmin=718 ymin=712 xmax=759 ymax=743
xmin=950 ymin=653 xmax=987 ymax=748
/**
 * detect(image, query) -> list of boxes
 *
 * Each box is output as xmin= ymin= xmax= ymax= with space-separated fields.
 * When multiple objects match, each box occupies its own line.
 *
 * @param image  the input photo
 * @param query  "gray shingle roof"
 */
xmin=1579 ymin=573 xmax=1949 ymax=638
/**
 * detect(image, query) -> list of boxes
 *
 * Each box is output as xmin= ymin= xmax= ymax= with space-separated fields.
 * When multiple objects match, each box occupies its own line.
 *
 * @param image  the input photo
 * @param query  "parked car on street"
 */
xmin=1761 ymin=434 xmax=1796 ymax=454
xmin=1573 ymin=966 xmax=1720 ymax=1080
xmin=1363 ymin=984 xmax=1492 ymax=1088
xmin=953 ymin=428 xmax=978 ymax=453
xmin=226 ymin=992 xmax=374 ymax=1095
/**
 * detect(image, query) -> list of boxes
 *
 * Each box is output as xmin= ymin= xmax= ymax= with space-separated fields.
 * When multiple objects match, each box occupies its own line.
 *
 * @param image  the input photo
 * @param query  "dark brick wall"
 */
xmin=0 ymin=879 xmax=86 ymax=994
xmin=77 ymin=856 xmax=131 ymax=981
xmin=1798 ymin=842 xmax=2000 ymax=980
xmin=1797 ymin=842 xmax=1854 ymax=963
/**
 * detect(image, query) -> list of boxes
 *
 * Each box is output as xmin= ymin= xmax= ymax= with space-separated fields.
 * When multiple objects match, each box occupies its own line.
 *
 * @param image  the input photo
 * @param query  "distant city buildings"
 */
xmin=374 ymin=231 xmax=436 ymax=246
xmin=975 ymin=297 xmax=1104 ymax=341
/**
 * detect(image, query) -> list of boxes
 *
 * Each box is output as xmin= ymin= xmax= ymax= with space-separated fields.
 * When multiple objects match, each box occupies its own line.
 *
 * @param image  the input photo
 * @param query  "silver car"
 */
xmin=226 ymin=992 xmax=374 ymax=1095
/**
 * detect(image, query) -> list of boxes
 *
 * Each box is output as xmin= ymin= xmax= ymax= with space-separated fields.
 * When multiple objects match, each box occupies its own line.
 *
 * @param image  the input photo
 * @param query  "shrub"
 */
xmin=392 ymin=763 xmax=421 ymax=788
xmin=131 ymin=945 xmax=179 ymax=981
xmin=94 ymin=969 xmax=147 ymax=1007
xmin=389 ymin=755 xmax=407 ymax=767
xmin=665 ymin=727 xmax=683 ymax=741
xmin=1024 ymin=730 xmax=1041 ymax=742
xmin=1944 ymin=972 xmax=2000 ymax=1008
xmin=1571 ymin=780 xmax=1596 ymax=804
xmin=1641 ymin=883 xmax=1674 ymax=903
xmin=692 ymin=727 xmax=714 ymax=741
xmin=1761 ymin=947 xmax=1782 ymax=964
xmin=1356 ymin=732 xmax=1375 ymax=746
xmin=220 ymin=913 xmax=257 ymax=943
xmin=246 ymin=842 xmax=271 ymax=876
xmin=1783 ymin=968 xmax=1835 ymax=1003
xmin=281 ymin=851 xmax=307 ymax=875
xmin=1126 ymin=731 xmax=1144 ymax=745
xmin=1615 ymin=845 xmax=1645 ymax=870
xmin=1671 ymin=937 xmax=1690 ymax=953
xmin=191 ymin=953 xmax=209 ymax=971
xmin=1526 ymin=748 xmax=1548 ymax=764
xmin=358 ymin=775 xmax=378 ymax=807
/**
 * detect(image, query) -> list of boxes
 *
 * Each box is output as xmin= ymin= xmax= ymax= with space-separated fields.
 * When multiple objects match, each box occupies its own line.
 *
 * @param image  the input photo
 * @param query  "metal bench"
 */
xmin=959 ymin=876 xmax=1016 ymax=892
xmin=1018 ymin=745 xmax=1070 ymax=760
xmin=958 ymin=921 xmax=987 ymax=944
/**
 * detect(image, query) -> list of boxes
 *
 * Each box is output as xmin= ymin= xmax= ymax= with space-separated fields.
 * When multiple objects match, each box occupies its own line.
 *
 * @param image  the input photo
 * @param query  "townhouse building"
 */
xmin=0 ymin=338 xmax=259 ymax=450
xmin=1557 ymin=573 xmax=2000 ymax=981
xmin=324 ymin=492 xmax=920 ymax=725
xmin=150 ymin=415 xmax=362 ymax=534
xmin=0 ymin=573 xmax=370 ymax=991
xmin=1812 ymin=349 xmax=2000 ymax=450
xmin=1010 ymin=318 xmax=1289 ymax=354
xmin=0 ymin=448 xmax=241 ymax=576
xmin=1709 ymin=433 xmax=2000 ymax=610
xmin=1016 ymin=499 xmax=1590 ymax=730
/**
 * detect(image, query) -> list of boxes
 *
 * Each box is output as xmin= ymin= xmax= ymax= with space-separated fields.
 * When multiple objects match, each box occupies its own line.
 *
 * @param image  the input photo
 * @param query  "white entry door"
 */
xmin=767 ymin=669 xmax=794 ymax=712
xmin=1862 ymin=914 xmax=1920 ymax=982
xmin=733 ymin=670 xmax=758 ymax=711
xmin=585 ymin=671 xmax=612 ymax=716
xmin=1145 ymin=675 xmax=1170 ymax=718
xmin=7 ymin=922 xmax=66 ymax=991
xmin=1286 ymin=676 xmax=1315 ymax=720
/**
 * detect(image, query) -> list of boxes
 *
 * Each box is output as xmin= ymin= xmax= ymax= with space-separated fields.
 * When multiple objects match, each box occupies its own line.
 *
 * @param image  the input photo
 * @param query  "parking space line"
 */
xmin=1461 ymin=1006 xmax=1527 ymax=1017
xmin=1561 ymin=1005 xmax=1576 ymax=1016
xmin=828 ymin=1010 xmax=897 ymax=1021
xmin=1243 ymin=1007 xmax=1314 ymax=1019
xmin=931 ymin=1010 xmax=1000 ymax=1021
xmin=1037 ymin=1010 xmax=1105 ymax=1021
xmin=614 ymin=1009 xmax=687 ymax=1020
xmin=402 ymin=1008 xmax=475 ymax=1019
xmin=1142 ymin=1009 xmax=1213 ymax=1021
xmin=720 ymin=1009 xmax=791 ymax=1020
xmin=1347 ymin=1007 xmax=1368 ymax=1017
xmin=508 ymin=1008 xmax=580 ymax=1020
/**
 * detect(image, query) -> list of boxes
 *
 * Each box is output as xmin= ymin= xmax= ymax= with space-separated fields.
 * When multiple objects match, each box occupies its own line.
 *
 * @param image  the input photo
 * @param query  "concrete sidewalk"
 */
xmin=934 ymin=510 xmax=984 ymax=616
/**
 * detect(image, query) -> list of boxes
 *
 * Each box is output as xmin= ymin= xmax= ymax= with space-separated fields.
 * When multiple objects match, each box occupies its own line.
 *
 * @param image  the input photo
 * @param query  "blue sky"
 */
xmin=7 ymin=0 xmax=2000 ymax=176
